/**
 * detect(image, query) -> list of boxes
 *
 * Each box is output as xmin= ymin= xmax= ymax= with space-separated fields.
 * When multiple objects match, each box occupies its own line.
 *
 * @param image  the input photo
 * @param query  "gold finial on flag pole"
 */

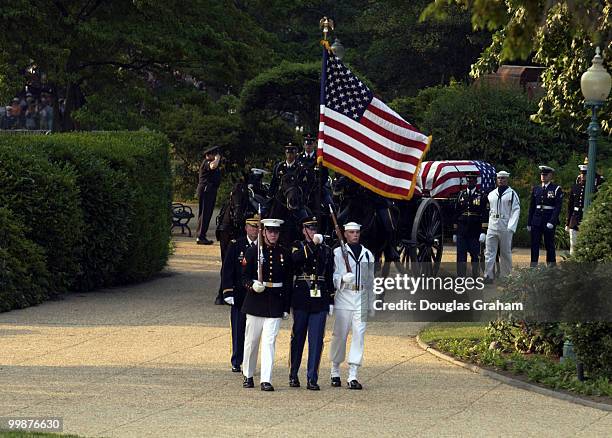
xmin=319 ymin=16 xmax=334 ymax=41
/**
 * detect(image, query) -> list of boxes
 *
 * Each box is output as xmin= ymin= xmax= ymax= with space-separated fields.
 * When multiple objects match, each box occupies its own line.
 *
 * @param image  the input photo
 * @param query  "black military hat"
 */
xmin=301 ymin=216 xmax=318 ymax=227
xmin=539 ymin=165 xmax=555 ymax=174
xmin=303 ymin=133 xmax=315 ymax=144
xmin=285 ymin=142 xmax=298 ymax=152
xmin=203 ymin=145 xmax=221 ymax=155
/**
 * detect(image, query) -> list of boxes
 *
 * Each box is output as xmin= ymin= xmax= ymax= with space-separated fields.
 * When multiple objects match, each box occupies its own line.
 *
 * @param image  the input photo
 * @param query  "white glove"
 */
xmin=282 ymin=311 xmax=289 ymax=320
xmin=546 ymin=222 xmax=554 ymax=229
xmin=368 ymin=308 xmax=375 ymax=318
xmin=479 ymin=233 xmax=486 ymax=243
xmin=452 ymin=234 xmax=457 ymax=243
xmin=224 ymin=296 xmax=234 ymax=306
xmin=565 ymin=225 xmax=569 ymax=232
xmin=312 ymin=233 xmax=323 ymax=245
xmin=527 ymin=226 xmax=532 ymax=232
xmin=252 ymin=280 xmax=265 ymax=293
xmin=342 ymin=272 xmax=355 ymax=284
xmin=328 ymin=305 xmax=334 ymax=316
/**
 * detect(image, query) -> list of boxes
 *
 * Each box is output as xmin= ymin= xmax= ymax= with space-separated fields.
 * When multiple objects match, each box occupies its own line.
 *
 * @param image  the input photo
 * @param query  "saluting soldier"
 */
xmin=329 ymin=222 xmax=375 ymax=390
xmin=221 ymin=214 xmax=260 ymax=373
xmin=288 ymin=217 xmax=334 ymax=391
xmin=527 ymin=166 xmax=563 ymax=266
xmin=196 ymin=145 xmax=221 ymax=245
xmin=241 ymin=218 xmax=292 ymax=392
xmin=453 ymin=171 xmax=488 ymax=277
xmin=268 ymin=143 xmax=300 ymax=199
xmin=566 ymin=160 xmax=605 ymax=255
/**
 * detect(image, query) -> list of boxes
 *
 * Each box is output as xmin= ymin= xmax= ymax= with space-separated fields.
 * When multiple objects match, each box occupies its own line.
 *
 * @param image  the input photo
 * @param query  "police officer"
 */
xmin=566 ymin=161 xmax=605 ymax=255
xmin=221 ymin=215 xmax=260 ymax=373
xmin=241 ymin=218 xmax=292 ymax=392
xmin=289 ymin=217 xmax=334 ymax=391
xmin=527 ymin=166 xmax=563 ymax=266
xmin=484 ymin=171 xmax=520 ymax=282
xmin=453 ymin=171 xmax=488 ymax=277
xmin=329 ymin=222 xmax=375 ymax=390
xmin=268 ymin=143 xmax=300 ymax=199
xmin=196 ymin=145 xmax=221 ymax=245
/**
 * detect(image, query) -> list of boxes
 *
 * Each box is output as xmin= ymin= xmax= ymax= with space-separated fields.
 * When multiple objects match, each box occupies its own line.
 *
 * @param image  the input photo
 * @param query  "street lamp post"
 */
xmin=580 ymin=47 xmax=611 ymax=210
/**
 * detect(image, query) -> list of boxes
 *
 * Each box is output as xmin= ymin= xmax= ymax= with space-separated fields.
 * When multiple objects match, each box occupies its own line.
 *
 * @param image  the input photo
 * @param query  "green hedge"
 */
xmin=0 ymin=131 xmax=172 ymax=311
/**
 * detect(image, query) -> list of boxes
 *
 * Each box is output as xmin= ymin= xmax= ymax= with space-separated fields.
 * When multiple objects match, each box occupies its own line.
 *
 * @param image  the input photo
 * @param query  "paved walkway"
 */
xmin=0 ymin=234 xmax=609 ymax=437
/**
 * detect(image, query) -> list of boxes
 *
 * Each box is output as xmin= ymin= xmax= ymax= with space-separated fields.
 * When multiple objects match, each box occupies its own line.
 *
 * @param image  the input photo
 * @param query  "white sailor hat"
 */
xmin=261 ymin=218 xmax=284 ymax=228
xmin=496 ymin=170 xmax=511 ymax=178
xmin=579 ymin=164 xmax=588 ymax=172
xmin=539 ymin=165 xmax=555 ymax=174
xmin=344 ymin=222 xmax=361 ymax=231
xmin=250 ymin=167 xmax=269 ymax=175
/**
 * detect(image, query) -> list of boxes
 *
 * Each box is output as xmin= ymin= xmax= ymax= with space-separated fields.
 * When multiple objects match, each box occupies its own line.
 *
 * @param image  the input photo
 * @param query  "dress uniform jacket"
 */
xmin=268 ymin=161 xmax=299 ymax=198
xmin=221 ymin=236 xmax=256 ymax=308
xmin=487 ymin=187 xmax=520 ymax=233
xmin=241 ymin=244 xmax=292 ymax=318
xmin=454 ymin=187 xmax=488 ymax=238
xmin=297 ymin=151 xmax=317 ymax=169
xmin=528 ymin=183 xmax=563 ymax=228
xmin=197 ymin=158 xmax=221 ymax=194
xmin=566 ymin=182 xmax=585 ymax=230
xmin=332 ymin=244 xmax=375 ymax=312
xmin=291 ymin=240 xmax=334 ymax=313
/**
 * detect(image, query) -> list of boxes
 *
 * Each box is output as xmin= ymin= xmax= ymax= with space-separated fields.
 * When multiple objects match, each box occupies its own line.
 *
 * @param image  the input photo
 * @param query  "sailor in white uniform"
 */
xmin=329 ymin=222 xmax=375 ymax=390
xmin=484 ymin=170 xmax=521 ymax=282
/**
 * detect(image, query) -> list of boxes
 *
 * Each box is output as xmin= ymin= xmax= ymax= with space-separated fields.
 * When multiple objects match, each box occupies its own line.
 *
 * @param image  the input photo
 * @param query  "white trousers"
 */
xmin=242 ymin=314 xmax=281 ymax=383
xmin=484 ymin=229 xmax=513 ymax=279
xmin=569 ymin=229 xmax=578 ymax=255
xmin=329 ymin=309 xmax=367 ymax=381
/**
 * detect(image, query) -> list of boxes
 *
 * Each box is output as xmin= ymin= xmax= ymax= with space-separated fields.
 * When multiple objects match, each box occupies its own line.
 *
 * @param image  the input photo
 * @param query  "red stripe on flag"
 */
xmin=367 ymin=102 xmax=420 ymax=133
xmin=360 ymin=113 xmax=429 ymax=152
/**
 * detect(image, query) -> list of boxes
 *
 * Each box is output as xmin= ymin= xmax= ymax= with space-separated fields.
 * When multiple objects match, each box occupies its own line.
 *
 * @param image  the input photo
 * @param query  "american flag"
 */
xmin=317 ymin=48 xmax=431 ymax=200
xmin=417 ymin=160 xmax=497 ymax=198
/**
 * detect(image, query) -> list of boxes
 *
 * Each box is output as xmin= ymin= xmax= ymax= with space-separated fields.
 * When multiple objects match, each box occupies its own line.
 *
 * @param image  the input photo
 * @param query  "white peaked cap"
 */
xmin=261 ymin=218 xmax=284 ymax=228
xmin=496 ymin=170 xmax=511 ymax=178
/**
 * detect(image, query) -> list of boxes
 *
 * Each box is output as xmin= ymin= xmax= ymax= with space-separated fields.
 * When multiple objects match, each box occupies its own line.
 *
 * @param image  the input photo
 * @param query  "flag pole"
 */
xmin=318 ymin=17 xmax=333 ymax=229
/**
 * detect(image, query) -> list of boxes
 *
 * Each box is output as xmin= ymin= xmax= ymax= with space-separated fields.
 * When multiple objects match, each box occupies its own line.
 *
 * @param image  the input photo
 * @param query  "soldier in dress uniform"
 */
xmin=297 ymin=134 xmax=317 ymax=168
xmin=288 ymin=217 xmax=334 ymax=391
xmin=221 ymin=215 xmax=260 ymax=373
xmin=241 ymin=218 xmax=292 ymax=392
xmin=484 ymin=171 xmax=520 ymax=282
xmin=527 ymin=165 xmax=563 ymax=266
xmin=453 ymin=171 xmax=488 ymax=277
xmin=329 ymin=222 xmax=375 ymax=390
xmin=268 ymin=143 xmax=300 ymax=199
xmin=196 ymin=145 xmax=221 ymax=245
xmin=566 ymin=160 xmax=606 ymax=255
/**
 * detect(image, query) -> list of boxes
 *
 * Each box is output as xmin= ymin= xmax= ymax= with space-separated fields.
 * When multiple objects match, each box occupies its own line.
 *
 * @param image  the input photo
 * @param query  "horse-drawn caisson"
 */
xmin=216 ymin=160 xmax=496 ymax=276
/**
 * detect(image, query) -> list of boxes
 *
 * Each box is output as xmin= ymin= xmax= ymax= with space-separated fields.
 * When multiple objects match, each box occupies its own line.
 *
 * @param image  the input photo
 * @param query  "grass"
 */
xmin=419 ymin=322 xmax=612 ymax=399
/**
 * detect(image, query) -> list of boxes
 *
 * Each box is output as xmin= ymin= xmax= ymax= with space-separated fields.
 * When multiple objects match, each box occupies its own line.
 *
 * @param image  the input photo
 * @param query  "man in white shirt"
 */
xmin=329 ymin=222 xmax=375 ymax=390
xmin=484 ymin=171 xmax=520 ymax=282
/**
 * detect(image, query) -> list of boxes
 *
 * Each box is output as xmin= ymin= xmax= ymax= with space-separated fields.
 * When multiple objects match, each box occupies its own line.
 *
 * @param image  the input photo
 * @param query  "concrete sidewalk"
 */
xmin=0 ymin=235 xmax=609 ymax=437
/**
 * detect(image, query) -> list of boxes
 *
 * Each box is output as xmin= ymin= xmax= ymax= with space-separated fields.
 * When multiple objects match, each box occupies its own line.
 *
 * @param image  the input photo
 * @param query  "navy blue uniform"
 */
xmin=221 ymin=237 xmax=255 ymax=369
xmin=289 ymin=240 xmax=334 ymax=384
xmin=453 ymin=187 xmax=488 ymax=277
xmin=241 ymin=244 xmax=292 ymax=318
xmin=268 ymin=161 xmax=299 ymax=199
xmin=196 ymin=158 xmax=221 ymax=239
xmin=528 ymin=183 xmax=563 ymax=264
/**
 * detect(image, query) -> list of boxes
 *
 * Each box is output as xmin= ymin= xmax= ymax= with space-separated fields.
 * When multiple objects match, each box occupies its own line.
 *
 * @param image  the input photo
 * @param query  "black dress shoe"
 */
xmin=331 ymin=377 xmax=341 ymax=387
xmin=260 ymin=382 xmax=274 ymax=391
xmin=307 ymin=380 xmax=320 ymax=391
xmin=243 ymin=377 xmax=254 ymax=388
xmin=214 ymin=296 xmax=224 ymax=305
xmin=197 ymin=238 xmax=213 ymax=245
xmin=232 ymin=366 xmax=241 ymax=373
xmin=347 ymin=380 xmax=363 ymax=390
xmin=289 ymin=377 xmax=300 ymax=388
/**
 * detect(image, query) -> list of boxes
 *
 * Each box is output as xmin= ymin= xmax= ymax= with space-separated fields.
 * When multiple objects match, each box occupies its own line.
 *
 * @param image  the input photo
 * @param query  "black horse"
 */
xmin=332 ymin=176 xmax=401 ymax=276
xmin=215 ymin=176 xmax=253 ymax=261
xmin=267 ymin=171 xmax=312 ymax=246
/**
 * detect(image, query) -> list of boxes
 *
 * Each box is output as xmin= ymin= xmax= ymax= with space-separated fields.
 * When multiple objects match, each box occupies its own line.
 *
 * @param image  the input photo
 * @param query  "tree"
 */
xmin=0 ymin=0 xmax=273 ymax=130
xmin=421 ymin=1 xmax=611 ymax=136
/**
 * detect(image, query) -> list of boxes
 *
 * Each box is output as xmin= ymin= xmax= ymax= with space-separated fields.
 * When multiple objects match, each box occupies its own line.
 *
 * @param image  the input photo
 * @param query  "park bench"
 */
xmin=171 ymin=202 xmax=195 ymax=237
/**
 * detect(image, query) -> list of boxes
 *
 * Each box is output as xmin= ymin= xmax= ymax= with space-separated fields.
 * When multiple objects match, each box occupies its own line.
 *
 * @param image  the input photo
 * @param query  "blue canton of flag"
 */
xmin=325 ymin=57 xmax=374 ymax=121
xmin=473 ymin=161 xmax=497 ymax=194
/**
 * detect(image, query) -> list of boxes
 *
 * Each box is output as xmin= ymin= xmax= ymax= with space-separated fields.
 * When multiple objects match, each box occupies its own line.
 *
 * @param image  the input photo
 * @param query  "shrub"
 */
xmin=0 ymin=207 xmax=50 ymax=311
xmin=0 ymin=146 xmax=83 ymax=293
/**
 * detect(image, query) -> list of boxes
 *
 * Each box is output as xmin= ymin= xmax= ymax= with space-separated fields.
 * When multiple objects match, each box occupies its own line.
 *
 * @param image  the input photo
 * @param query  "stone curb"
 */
xmin=415 ymin=335 xmax=612 ymax=412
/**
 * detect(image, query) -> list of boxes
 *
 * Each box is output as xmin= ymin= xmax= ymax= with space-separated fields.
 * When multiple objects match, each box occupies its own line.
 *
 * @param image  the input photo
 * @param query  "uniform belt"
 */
xmin=574 ymin=207 xmax=581 ymax=211
xmin=536 ymin=205 xmax=554 ymax=210
xmin=344 ymin=284 xmax=362 ymax=291
xmin=296 ymin=275 xmax=326 ymax=281
xmin=260 ymin=281 xmax=283 ymax=288
xmin=492 ymin=214 xmax=506 ymax=219
xmin=461 ymin=212 xmax=480 ymax=216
